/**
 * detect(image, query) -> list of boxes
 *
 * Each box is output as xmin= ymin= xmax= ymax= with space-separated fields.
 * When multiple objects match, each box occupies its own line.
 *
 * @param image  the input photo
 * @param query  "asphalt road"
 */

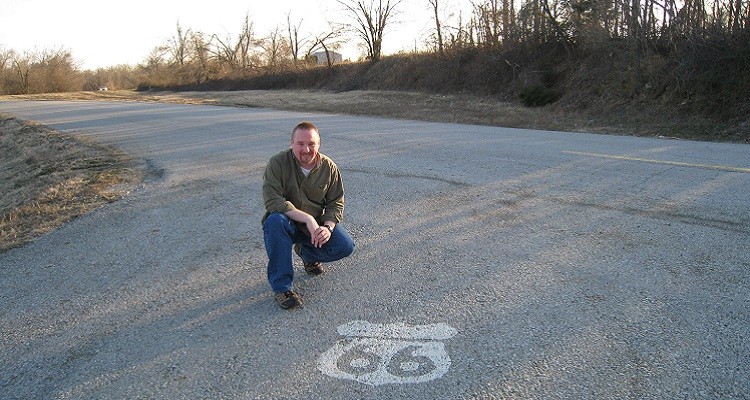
xmin=1 ymin=100 xmax=748 ymax=399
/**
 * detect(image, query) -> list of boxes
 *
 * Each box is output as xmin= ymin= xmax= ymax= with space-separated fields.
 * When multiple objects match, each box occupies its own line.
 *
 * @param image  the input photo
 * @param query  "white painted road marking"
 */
xmin=318 ymin=321 xmax=457 ymax=386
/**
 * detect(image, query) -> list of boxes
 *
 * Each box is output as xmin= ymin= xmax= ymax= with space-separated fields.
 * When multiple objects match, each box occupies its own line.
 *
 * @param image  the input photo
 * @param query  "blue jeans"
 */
xmin=263 ymin=212 xmax=355 ymax=293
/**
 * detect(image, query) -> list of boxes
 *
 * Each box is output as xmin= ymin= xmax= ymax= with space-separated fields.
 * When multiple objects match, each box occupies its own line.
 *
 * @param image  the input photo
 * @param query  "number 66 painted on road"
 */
xmin=317 ymin=320 xmax=458 ymax=386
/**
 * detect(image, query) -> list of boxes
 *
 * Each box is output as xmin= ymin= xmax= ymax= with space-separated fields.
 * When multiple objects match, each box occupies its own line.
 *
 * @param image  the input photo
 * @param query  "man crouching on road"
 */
xmin=262 ymin=121 xmax=355 ymax=309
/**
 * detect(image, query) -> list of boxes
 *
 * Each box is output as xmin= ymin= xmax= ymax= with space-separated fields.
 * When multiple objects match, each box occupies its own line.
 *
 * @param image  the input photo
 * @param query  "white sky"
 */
xmin=0 ymin=0 xmax=463 ymax=70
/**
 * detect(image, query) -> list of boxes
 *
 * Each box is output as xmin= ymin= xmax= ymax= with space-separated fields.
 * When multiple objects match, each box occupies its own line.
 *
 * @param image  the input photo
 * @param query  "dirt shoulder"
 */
xmin=6 ymin=89 xmax=746 ymax=142
xmin=0 ymin=115 xmax=144 ymax=251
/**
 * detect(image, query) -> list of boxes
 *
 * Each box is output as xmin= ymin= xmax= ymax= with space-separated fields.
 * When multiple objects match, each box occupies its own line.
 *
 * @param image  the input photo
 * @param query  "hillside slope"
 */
xmin=165 ymin=41 xmax=749 ymax=142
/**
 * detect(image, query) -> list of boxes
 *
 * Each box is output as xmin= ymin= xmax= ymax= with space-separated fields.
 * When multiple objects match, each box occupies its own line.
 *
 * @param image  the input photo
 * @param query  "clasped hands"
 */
xmin=287 ymin=210 xmax=332 ymax=248
xmin=306 ymin=220 xmax=331 ymax=248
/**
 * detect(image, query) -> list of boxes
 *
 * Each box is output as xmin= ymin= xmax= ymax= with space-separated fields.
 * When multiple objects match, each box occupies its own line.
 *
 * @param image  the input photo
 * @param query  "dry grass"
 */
xmin=6 ymin=89 xmax=741 ymax=141
xmin=0 ymin=115 xmax=143 ymax=251
xmin=4 ymin=90 xmax=588 ymax=131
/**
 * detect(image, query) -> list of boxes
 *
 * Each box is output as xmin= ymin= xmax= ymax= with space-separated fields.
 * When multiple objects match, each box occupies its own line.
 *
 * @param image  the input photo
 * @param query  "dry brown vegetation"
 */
xmin=0 ymin=115 xmax=143 ymax=251
xmin=6 ymin=87 xmax=746 ymax=142
xmin=152 ymin=41 xmax=750 ymax=143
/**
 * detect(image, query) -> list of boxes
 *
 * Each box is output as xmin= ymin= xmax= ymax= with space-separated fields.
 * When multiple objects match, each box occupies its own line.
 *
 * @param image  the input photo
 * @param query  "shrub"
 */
xmin=519 ymin=85 xmax=561 ymax=107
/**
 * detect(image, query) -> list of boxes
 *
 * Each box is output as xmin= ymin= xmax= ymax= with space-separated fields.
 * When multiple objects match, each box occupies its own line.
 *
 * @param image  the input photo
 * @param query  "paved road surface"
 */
xmin=1 ymin=100 xmax=749 ymax=399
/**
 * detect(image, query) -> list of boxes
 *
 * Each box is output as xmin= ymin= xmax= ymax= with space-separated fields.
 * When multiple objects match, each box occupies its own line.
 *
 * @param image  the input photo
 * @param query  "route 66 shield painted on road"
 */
xmin=317 ymin=320 xmax=458 ymax=386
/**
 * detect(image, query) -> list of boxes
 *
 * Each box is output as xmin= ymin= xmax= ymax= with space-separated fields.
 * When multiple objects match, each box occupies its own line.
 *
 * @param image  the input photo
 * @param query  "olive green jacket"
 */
xmin=262 ymin=149 xmax=345 ymax=230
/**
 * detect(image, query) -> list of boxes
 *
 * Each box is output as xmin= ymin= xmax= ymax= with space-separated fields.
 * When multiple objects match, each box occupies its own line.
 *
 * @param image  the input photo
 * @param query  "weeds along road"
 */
xmin=1 ymin=100 xmax=749 ymax=399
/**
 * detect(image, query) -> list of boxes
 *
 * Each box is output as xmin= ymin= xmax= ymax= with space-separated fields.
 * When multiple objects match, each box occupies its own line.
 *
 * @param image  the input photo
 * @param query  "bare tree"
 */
xmin=540 ymin=0 xmax=574 ymax=46
xmin=236 ymin=15 xmax=258 ymax=70
xmin=259 ymin=27 xmax=292 ymax=72
xmin=12 ymin=54 xmax=32 ymax=94
xmin=37 ymin=48 xmax=80 ymax=92
xmin=473 ymin=0 xmax=497 ymax=46
xmin=190 ymin=31 xmax=214 ymax=84
xmin=731 ymin=0 xmax=746 ymax=32
xmin=1 ymin=47 xmax=81 ymax=94
xmin=306 ymin=24 xmax=347 ymax=67
xmin=286 ymin=12 xmax=305 ymax=65
xmin=212 ymin=34 xmax=239 ymax=71
xmin=473 ymin=0 xmax=517 ymax=46
xmin=428 ymin=0 xmax=445 ymax=54
xmin=139 ymin=46 xmax=171 ymax=88
xmin=337 ymin=0 xmax=403 ymax=61
xmin=446 ymin=9 xmax=474 ymax=49
xmin=83 ymin=65 xmax=139 ymax=91
xmin=168 ymin=22 xmax=192 ymax=67
xmin=212 ymin=14 xmax=259 ymax=74
xmin=0 ymin=48 xmax=14 ymax=94
xmin=0 ymin=47 xmax=11 ymax=71
xmin=144 ymin=46 xmax=169 ymax=68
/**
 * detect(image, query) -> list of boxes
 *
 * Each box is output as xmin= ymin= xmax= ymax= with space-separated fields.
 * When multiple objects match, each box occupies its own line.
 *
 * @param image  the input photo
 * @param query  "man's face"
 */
xmin=290 ymin=127 xmax=320 ymax=168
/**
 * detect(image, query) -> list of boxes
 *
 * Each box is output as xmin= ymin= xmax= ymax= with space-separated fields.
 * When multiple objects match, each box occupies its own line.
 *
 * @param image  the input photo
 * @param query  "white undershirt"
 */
xmin=300 ymin=167 xmax=311 ymax=176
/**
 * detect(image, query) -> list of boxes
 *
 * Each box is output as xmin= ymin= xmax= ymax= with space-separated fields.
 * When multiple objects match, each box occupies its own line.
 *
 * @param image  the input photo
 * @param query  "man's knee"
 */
xmin=340 ymin=236 xmax=355 ymax=258
xmin=343 ymin=245 xmax=354 ymax=259
xmin=263 ymin=213 xmax=289 ymax=232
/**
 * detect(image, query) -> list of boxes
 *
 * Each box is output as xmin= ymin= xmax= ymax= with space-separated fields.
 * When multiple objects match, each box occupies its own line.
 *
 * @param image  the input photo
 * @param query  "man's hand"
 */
xmin=302 ymin=218 xmax=325 ymax=247
xmin=311 ymin=225 xmax=332 ymax=248
xmin=285 ymin=209 xmax=332 ymax=248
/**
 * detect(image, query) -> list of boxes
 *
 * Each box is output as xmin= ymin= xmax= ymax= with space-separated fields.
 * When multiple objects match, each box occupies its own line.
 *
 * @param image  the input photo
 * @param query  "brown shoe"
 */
xmin=275 ymin=290 xmax=302 ymax=309
xmin=294 ymin=244 xmax=324 ymax=275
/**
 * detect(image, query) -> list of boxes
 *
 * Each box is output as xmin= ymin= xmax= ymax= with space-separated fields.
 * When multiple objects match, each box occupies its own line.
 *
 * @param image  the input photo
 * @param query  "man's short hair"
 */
xmin=291 ymin=121 xmax=319 ymax=140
